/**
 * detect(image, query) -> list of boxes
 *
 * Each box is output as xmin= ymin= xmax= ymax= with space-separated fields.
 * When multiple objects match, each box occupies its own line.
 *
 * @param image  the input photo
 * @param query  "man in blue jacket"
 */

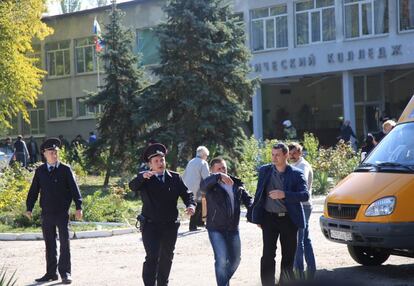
xmin=247 ymin=143 xmax=309 ymax=286
xmin=201 ymin=158 xmax=253 ymax=286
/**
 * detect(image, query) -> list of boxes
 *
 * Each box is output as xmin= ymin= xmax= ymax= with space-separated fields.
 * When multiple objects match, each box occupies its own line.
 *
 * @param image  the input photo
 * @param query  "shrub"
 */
xmin=82 ymin=186 xmax=130 ymax=222
xmin=238 ymin=136 xmax=260 ymax=193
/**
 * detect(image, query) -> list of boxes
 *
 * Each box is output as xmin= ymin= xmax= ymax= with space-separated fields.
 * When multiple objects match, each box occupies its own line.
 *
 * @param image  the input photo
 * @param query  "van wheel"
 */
xmin=347 ymin=245 xmax=390 ymax=266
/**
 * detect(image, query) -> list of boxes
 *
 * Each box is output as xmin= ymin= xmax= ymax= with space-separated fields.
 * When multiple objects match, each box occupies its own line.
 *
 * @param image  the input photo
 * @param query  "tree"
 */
xmin=0 ymin=0 xmax=52 ymax=128
xmin=60 ymin=0 xmax=81 ymax=13
xmin=87 ymin=3 xmax=146 ymax=186
xmin=135 ymin=0 xmax=257 ymax=169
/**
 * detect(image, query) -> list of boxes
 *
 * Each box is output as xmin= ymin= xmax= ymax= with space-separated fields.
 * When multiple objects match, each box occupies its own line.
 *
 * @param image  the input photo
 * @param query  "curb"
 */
xmin=0 ymin=227 xmax=136 ymax=241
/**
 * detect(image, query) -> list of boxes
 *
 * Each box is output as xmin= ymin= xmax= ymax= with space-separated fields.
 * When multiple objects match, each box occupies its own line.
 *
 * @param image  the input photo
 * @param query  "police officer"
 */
xmin=129 ymin=143 xmax=195 ymax=286
xmin=25 ymin=137 xmax=83 ymax=284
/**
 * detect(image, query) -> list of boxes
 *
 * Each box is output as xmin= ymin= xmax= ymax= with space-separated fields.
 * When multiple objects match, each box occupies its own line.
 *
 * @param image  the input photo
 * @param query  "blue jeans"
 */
xmin=294 ymin=205 xmax=316 ymax=278
xmin=208 ymin=230 xmax=241 ymax=286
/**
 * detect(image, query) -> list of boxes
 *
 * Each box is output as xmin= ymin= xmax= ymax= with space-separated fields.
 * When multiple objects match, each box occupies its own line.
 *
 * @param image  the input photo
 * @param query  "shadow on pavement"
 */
xmin=316 ymin=263 xmax=414 ymax=285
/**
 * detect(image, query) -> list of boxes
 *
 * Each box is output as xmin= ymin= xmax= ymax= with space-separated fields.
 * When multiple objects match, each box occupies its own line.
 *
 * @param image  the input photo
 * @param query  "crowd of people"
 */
xmin=0 ymin=132 xmax=98 ymax=168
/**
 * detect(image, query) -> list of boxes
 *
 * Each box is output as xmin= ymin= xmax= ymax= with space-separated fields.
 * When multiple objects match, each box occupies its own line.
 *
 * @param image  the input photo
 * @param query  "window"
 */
xmin=23 ymin=101 xmax=45 ymax=135
xmin=48 ymin=99 xmax=72 ymax=120
xmin=76 ymin=97 xmax=102 ymax=117
xmin=250 ymin=5 xmax=288 ymax=51
xmin=45 ymin=41 xmax=71 ymax=77
xmin=344 ymin=0 xmax=388 ymax=39
xmin=75 ymin=37 xmax=98 ymax=73
xmin=136 ymin=28 xmax=160 ymax=66
xmin=399 ymin=0 xmax=414 ymax=31
xmin=295 ymin=0 xmax=335 ymax=46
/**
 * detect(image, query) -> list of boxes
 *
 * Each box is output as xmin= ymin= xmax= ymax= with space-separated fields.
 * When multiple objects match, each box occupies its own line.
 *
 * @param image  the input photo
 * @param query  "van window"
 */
xmin=365 ymin=123 xmax=414 ymax=165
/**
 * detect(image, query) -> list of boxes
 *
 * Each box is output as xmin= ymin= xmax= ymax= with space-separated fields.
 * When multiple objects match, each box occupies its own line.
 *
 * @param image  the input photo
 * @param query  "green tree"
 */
xmin=136 ymin=0 xmax=257 ymax=169
xmin=0 ymin=0 xmax=52 ymax=128
xmin=60 ymin=0 xmax=81 ymax=13
xmin=87 ymin=4 xmax=146 ymax=186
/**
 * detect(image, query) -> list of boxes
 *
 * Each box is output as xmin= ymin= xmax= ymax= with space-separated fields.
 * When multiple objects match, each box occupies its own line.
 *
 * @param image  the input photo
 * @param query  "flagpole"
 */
xmin=97 ymin=54 xmax=100 ymax=90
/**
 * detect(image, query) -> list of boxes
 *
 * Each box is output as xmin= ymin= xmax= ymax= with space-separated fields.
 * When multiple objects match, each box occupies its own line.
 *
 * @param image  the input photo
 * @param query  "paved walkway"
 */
xmin=2 ymin=206 xmax=414 ymax=285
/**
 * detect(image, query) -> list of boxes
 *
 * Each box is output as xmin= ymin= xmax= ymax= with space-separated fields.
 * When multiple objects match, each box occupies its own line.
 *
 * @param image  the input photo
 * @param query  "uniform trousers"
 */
xmin=41 ymin=213 xmax=71 ymax=278
xmin=142 ymin=221 xmax=180 ymax=286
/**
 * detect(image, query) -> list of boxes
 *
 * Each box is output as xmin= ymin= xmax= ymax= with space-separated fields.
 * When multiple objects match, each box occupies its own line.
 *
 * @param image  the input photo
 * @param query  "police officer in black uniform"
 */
xmin=129 ymin=143 xmax=195 ymax=286
xmin=25 ymin=138 xmax=83 ymax=284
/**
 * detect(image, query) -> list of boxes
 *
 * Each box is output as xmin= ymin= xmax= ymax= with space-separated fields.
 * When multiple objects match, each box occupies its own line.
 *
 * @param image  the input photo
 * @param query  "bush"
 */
xmin=0 ymin=164 xmax=42 ymax=228
xmin=82 ymin=186 xmax=130 ymax=223
xmin=238 ymin=137 xmax=260 ymax=193
xmin=303 ymin=134 xmax=359 ymax=195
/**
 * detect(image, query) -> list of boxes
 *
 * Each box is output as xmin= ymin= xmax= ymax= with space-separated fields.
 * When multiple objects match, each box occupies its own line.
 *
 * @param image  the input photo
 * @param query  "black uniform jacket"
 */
xmin=129 ymin=170 xmax=195 ymax=223
xmin=200 ymin=174 xmax=253 ymax=232
xmin=26 ymin=163 xmax=82 ymax=215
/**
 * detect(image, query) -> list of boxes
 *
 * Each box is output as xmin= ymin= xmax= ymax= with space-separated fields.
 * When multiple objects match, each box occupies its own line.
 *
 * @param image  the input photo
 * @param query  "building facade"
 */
xmin=5 ymin=0 xmax=414 ymax=147
xmin=239 ymin=0 xmax=414 ymax=145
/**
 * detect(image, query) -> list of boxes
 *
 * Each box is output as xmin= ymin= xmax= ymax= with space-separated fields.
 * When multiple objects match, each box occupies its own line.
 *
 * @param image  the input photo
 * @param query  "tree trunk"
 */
xmin=170 ymin=143 xmax=179 ymax=171
xmin=103 ymin=143 xmax=115 ymax=187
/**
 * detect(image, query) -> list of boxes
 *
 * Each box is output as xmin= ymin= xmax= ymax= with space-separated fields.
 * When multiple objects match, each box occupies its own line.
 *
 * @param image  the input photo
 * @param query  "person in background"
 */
xmin=374 ymin=119 xmax=396 ymax=144
xmin=27 ymin=136 xmax=39 ymax=164
xmin=288 ymin=143 xmax=316 ymax=280
xmin=338 ymin=120 xmax=357 ymax=143
xmin=361 ymin=133 xmax=377 ymax=160
xmin=183 ymin=146 xmax=210 ymax=231
xmin=14 ymin=135 xmax=30 ymax=167
xmin=88 ymin=131 xmax=97 ymax=144
xmin=282 ymin=120 xmax=297 ymax=141
xmin=201 ymin=158 xmax=253 ymax=286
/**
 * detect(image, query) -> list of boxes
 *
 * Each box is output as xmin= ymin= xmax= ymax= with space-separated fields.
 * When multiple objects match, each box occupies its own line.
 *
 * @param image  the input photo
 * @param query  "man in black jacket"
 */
xmin=26 ymin=138 xmax=83 ymax=284
xmin=200 ymin=158 xmax=253 ymax=286
xmin=129 ymin=143 xmax=195 ymax=286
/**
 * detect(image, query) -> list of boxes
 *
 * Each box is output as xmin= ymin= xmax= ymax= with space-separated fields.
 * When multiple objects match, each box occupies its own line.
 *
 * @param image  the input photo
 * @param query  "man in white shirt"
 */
xmin=288 ymin=142 xmax=316 ymax=279
xmin=183 ymin=146 xmax=210 ymax=231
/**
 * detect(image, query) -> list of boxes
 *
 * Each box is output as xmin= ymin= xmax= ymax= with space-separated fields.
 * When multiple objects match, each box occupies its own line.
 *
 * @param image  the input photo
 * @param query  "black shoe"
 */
xmin=189 ymin=227 xmax=198 ymax=231
xmin=62 ymin=274 xmax=72 ymax=284
xmin=35 ymin=274 xmax=58 ymax=282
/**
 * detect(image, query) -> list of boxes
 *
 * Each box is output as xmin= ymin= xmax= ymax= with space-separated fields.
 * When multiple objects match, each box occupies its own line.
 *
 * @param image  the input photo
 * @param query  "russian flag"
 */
xmin=93 ymin=17 xmax=104 ymax=52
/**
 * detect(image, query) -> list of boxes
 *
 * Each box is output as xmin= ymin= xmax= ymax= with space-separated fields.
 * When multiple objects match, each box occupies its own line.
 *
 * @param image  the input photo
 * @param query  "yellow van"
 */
xmin=320 ymin=95 xmax=414 ymax=265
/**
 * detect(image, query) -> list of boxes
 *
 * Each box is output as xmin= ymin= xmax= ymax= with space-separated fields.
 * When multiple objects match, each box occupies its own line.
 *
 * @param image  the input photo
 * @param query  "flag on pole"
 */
xmin=93 ymin=17 xmax=104 ymax=52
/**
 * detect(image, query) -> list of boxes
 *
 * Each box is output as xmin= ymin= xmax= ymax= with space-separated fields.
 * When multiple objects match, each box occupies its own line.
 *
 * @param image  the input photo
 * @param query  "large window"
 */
xmin=344 ymin=0 xmax=388 ymax=39
xmin=250 ymin=5 xmax=288 ymax=51
xmin=76 ymin=97 xmax=102 ymax=118
xmin=46 ymin=41 xmax=71 ymax=77
xmin=48 ymin=99 xmax=72 ymax=120
xmin=23 ymin=101 xmax=45 ymax=135
xmin=399 ymin=0 xmax=414 ymax=31
xmin=136 ymin=28 xmax=160 ymax=66
xmin=295 ymin=0 xmax=335 ymax=46
xmin=75 ymin=37 xmax=97 ymax=74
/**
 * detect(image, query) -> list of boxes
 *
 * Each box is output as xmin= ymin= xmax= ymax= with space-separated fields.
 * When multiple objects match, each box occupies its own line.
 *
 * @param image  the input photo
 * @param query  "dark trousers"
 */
xmin=261 ymin=212 xmax=298 ymax=286
xmin=41 ymin=213 xmax=71 ymax=278
xmin=189 ymin=202 xmax=203 ymax=230
xmin=142 ymin=221 xmax=180 ymax=286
